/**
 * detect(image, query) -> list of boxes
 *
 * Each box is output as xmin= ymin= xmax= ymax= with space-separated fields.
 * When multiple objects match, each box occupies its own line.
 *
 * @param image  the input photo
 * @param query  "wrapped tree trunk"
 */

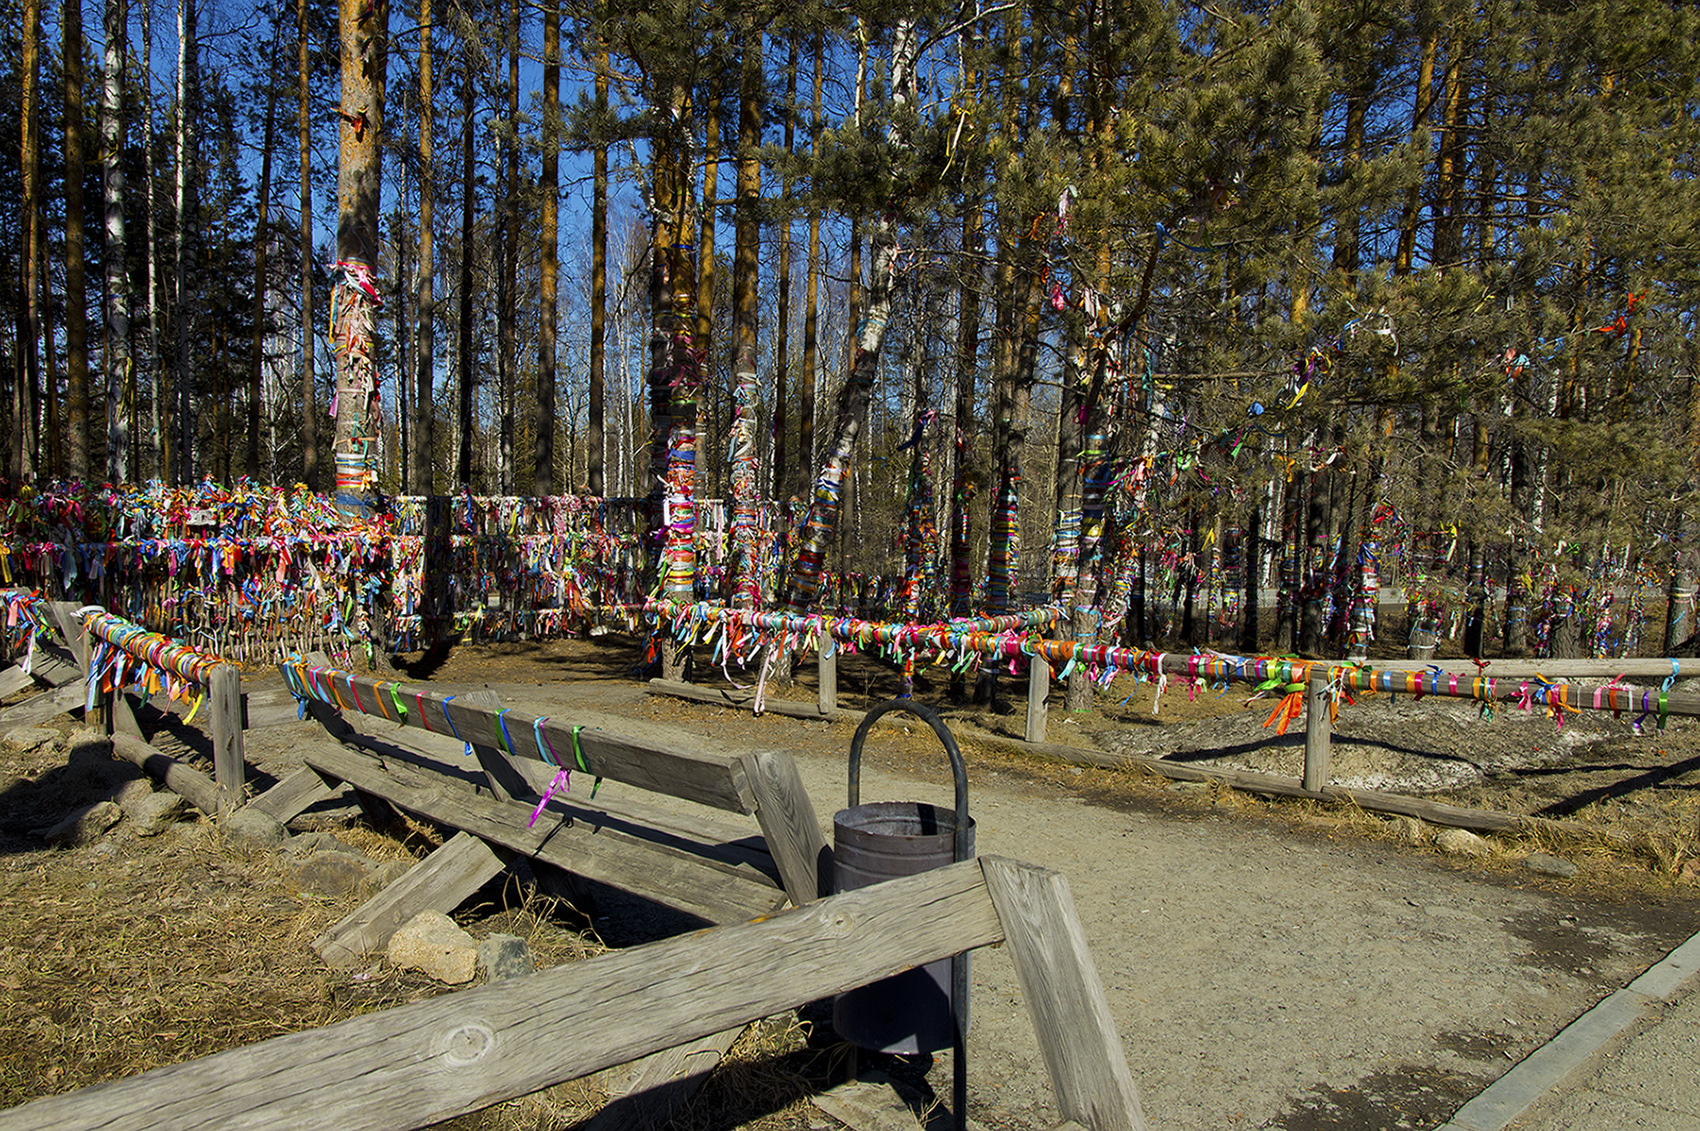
xmin=331 ymin=0 xmax=387 ymax=516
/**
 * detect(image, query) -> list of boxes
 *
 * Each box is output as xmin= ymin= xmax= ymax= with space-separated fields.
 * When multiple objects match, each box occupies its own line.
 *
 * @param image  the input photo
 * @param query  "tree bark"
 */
xmin=172 ymin=0 xmax=198 ymax=484
xmin=456 ymin=43 xmax=475 ymax=487
xmin=299 ymin=0 xmax=318 ymax=487
xmin=332 ymin=0 xmax=387 ymax=514
xmin=729 ymin=26 xmax=762 ymax=607
xmin=65 ymin=0 xmax=92 ymax=480
xmin=102 ymin=0 xmax=131 ymax=482
xmin=412 ymin=0 xmax=433 ymax=492
xmin=586 ymin=31 xmax=608 ymax=496
xmin=248 ymin=15 xmax=281 ymax=480
xmin=534 ymin=0 xmax=559 ymax=496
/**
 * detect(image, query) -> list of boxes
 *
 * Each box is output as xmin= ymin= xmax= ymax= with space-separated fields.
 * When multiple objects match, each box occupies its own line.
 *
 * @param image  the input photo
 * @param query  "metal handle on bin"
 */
xmin=848 ymin=699 xmax=971 ymax=866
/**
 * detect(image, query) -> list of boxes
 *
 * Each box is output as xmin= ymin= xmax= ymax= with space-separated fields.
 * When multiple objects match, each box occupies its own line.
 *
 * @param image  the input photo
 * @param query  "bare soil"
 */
xmin=2 ymin=632 xmax=1698 ymax=1130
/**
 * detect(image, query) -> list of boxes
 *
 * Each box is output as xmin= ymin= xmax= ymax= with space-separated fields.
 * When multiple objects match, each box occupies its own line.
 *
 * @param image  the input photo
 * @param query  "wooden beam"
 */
xmin=0 ymin=860 xmax=1009 ymax=1131
xmin=649 ymin=676 xmax=850 ymax=722
xmin=0 ymin=679 xmax=88 ymax=727
xmin=208 ymin=665 xmax=245 ymax=810
xmin=742 ymin=750 xmax=831 ymax=905
xmin=818 ymin=638 xmax=838 ymax=714
xmin=0 ymin=665 xmax=33 ymax=699
xmin=1303 ymin=672 xmax=1331 ymax=794
xmin=313 ymin=831 xmax=509 ymax=968
xmin=283 ymin=664 xmax=758 ymax=813
xmin=46 ymin=602 xmax=89 ymax=672
xmin=245 ymin=767 xmax=349 ymax=825
xmin=981 ymin=857 xmax=1147 ymax=1131
xmin=1026 ymin=655 xmax=1051 ymax=744
xmin=302 ymin=744 xmax=784 ymax=925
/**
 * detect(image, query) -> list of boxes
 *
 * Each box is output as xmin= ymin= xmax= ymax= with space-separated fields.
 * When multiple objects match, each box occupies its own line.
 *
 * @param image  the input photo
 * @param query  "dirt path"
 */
xmin=235 ymin=658 xmax=1700 ymax=1131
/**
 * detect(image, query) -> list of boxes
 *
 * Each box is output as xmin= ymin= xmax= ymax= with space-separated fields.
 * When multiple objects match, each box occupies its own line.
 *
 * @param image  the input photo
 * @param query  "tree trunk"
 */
xmin=534 ymin=0 xmax=558 ymax=496
xmin=728 ymin=26 xmax=762 ymax=607
xmin=772 ymin=35 xmax=795 ymax=509
xmin=783 ymin=20 xmax=918 ymax=613
xmin=248 ymin=16 xmax=281 ymax=480
xmin=412 ymin=0 xmax=433 ymax=492
xmin=298 ymin=0 xmax=317 ymax=487
xmin=64 ymin=0 xmax=92 ymax=480
xmin=456 ymin=45 xmax=475 ymax=488
xmin=332 ymin=0 xmax=386 ymax=515
xmin=19 ymin=0 xmax=42 ymax=484
xmin=173 ymin=0 xmax=197 ymax=484
xmin=586 ymin=32 xmax=608 ymax=496
xmin=102 ymin=0 xmax=131 ymax=482
xmin=796 ymin=32 xmax=822 ymax=504
xmin=496 ymin=0 xmax=518 ymax=494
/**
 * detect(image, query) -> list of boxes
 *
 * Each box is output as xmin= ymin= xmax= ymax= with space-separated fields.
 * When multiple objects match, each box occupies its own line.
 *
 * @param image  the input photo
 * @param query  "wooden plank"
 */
xmin=1303 ymin=672 xmax=1331 ymax=793
xmin=742 ymin=750 xmax=830 ymax=905
xmin=302 ymin=744 xmax=783 ymax=925
xmin=0 ymin=679 xmax=88 ymax=726
xmin=1026 ymin=655 xmax=1051 ymax=744
xmin=27 ymin=643 xmax=86 ymax=688
xmin=0 ymin=860 xmax=1007 ymax=1131
xmin=329 ymin=719 xmax=782 ymax=883
xmin=241 ymin=686 xmax=307 ymax=730
xmin=282 ymin=665 xmax=757 ymax=813
xmin=818 ymin=638 xmax=838 ymax=714
xmin=246 ymin=767 xmax=349 ymax=824
xmin=0 ymin=665 xmax=33 ymax=698
xmin=109 ymin=689 xmax=147 ymax=740
xmin=460 ymin=689 xmax=533 ymax=804
xmin=981 ymin=857 xmax=1147 ymax=1131
xmin=46 ymin=602 xmax=89 ymax=672
xmin=313 ymin=831 xmax=509 ymax=968
xmin=583 ymin=1029 xmax=745 ymax=1131
xmin=208 ymin=665 xmax=245 ymax=809
xmin=649 ymin=676 xmax=850 ymax=723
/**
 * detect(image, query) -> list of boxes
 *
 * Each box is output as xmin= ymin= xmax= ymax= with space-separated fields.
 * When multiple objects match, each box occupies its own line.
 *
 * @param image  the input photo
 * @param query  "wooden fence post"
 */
xmin=817 ymin=637 xmax=837 ymax=714
xmin=208 ymin=664 xmax=246 ymax=811
xmin=1026 ymin=654 xmax=1050 ymax=745
xmin=1303 ymin=671 xmax=1331 ymax=793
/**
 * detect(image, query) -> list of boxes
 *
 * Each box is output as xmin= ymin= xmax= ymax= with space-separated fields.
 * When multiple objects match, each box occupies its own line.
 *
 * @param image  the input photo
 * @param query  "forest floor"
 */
xmin=1 ymin=630 xmax=1698 ymax=1130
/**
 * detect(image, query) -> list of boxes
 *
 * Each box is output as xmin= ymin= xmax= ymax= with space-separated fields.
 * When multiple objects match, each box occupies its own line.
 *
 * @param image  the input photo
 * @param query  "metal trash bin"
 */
xmin=832 ymin=700 xmax=974 ymax=1059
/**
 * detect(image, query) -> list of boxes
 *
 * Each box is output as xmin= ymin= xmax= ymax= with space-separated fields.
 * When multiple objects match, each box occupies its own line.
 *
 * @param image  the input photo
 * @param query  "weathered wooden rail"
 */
xmin=0 ymin=857 xmax=1145 ymax=1131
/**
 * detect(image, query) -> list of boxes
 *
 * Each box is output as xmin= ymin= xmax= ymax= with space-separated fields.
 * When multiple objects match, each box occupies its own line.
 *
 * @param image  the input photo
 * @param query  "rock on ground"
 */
xmin=388 ymin=910 xmax=479 ymax=984
xmin=478 ymin=933 xmax=534 ymax=981
xmin=1523 ymin=852 xmax=1579 ymax=878
xmin=1435 ymin=827 xmax=1492 ymax=857
xmin=224 ymin=808 xmax=288 ymax=850
xmin=35 ymin=800 xmax=123 ymax=847
xmin=293 ymin=851 xmax=376 ymax=898
xmin=128 ymin=791 xmax=185 ymax=837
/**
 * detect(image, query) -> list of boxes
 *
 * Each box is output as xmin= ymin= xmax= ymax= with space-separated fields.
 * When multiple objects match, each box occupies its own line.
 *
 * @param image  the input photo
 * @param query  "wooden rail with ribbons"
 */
xmin=74 ymin=608 xmax=247 ymax=808
xmin=0 ymin=857 xmax=1147 ymax=1131
xmin=278 ymin=658 xmax=832 ymax=931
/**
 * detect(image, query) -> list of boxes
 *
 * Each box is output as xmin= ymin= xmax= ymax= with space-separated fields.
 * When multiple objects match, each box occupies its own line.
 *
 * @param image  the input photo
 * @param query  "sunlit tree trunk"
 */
xmin=173 ymin=0 xmax=198 ymax=484
xmin=728 ymin=25 xmax=762 ymax=607
xmin=248 ymin=16 xmax=281 ymax=479
xmin=65 ymin=0 xmax=92 ymax=480
xmin=412 ymin=0 xmax=434 ymax=492
xmin=331 ymin=0 xmax=386 ymax=514
xmin=298 ymin=0 xmax=318 ymax=486
xmin=102 ymin=0 xmax=131 ymax=482
xmin=586 ymin=30 xmax=608 ymax=496
xmin=534 ymin=0 xmax=559 ymax=496
xmin=18 ymin=0 xmax=42 ymax=483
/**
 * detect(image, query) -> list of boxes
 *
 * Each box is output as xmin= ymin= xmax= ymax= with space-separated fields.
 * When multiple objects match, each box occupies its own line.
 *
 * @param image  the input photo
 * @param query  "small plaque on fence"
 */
xmin=186 ymin=508 xmax=217 ymax=527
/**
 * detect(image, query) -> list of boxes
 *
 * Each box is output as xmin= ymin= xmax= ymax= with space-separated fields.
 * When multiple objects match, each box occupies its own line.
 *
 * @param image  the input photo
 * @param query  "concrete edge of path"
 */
xmin=1435 ymin=927 xmax=1700 ymax=1131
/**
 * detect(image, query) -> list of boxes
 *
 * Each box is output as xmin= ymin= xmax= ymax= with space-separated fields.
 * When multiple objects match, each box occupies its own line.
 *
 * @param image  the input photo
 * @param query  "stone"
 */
xmin=113 ymin=777 xmax=155 ymax=814
xmin=1166 ymin=780 xmax=1210 ymax=793
xmin=287 ymin=831 xmax=369 ymax=859
xmin=1435 ymin=827 xmax=1491 ymax=858
xmin=478 ymin=933 xmax=534 ymax=981
xmin=2 ymin=726 xmax=59 ymax=754
xmin=224 ymin=807 xmax=288 ymax=850
xmin=128 ymin=791 xmax=185 ymax=837
xmin=293 ymin=851 xmax=375 ymax=898
xmin=388 ymin=911 xmax=478 ymax=985
xmin=1522 ymin=852 xmax=1578 ymax=878
xmin=1388 ymin=815 xmax=1428 ymax=845
xmin=34 ymin=800 xmax=123 ymax=847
